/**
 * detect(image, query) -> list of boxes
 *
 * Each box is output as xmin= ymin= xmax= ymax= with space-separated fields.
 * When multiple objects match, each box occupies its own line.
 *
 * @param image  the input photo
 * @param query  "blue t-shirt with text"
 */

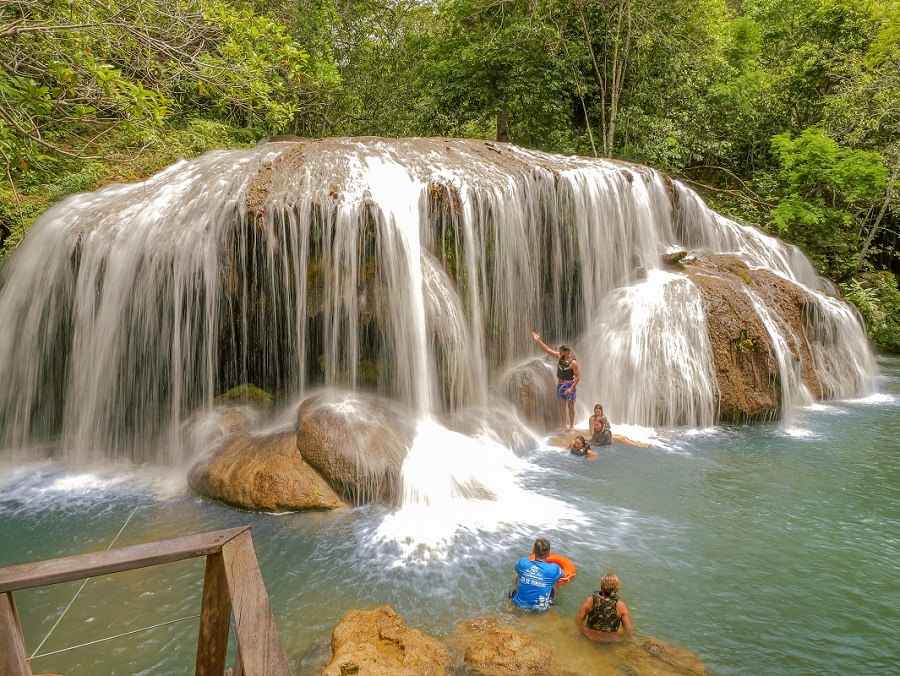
xmin=512 ymin=557 xmax=563 ymax=610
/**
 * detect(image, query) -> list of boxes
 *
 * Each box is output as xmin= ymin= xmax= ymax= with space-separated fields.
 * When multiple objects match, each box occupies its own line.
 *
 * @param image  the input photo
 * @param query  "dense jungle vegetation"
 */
xmin=1 ymin=0 xmax=898 ymax=350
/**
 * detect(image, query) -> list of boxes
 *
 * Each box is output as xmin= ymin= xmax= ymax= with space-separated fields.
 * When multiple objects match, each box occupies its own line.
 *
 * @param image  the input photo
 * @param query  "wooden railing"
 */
xmin=0 ymin=527 xmax=291 ymax=676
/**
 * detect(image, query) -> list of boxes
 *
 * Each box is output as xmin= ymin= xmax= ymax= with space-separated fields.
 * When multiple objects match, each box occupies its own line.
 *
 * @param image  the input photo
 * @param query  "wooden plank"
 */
xmin=0 ymin=527 xmax=248 ymax=594
xmin=221 ymin=530 xmax=290 ymax=676
xmin=196 ymin=553 xmax=232 ymax=676
xmin=0 ymin=592 xmax=32 ymax=676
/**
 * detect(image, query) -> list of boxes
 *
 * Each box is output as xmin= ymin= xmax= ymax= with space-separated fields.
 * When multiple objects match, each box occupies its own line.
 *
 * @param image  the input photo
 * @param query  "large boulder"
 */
xmin=323 ymin=606 xmax=450 ymax=676
xmin=450 ymin=616 xmax=560 ymax=675
xmin=296 ymin=391 xmax=416 ymax=505
xmin=187 ymin=430 xmax=347 ymax=511
xmin=501 ymin=359 xmax=558 ymax=430
xmin=683 ymin=253 xmax=836 ymax=421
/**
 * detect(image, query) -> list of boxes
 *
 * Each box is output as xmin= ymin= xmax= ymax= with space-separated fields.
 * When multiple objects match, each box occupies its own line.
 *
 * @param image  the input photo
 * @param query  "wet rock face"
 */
xmin=323 ymin=606 xmax=450 ymax=676
xmin=187 ymin=430 xmax=347 ymax=511
xmin=442 ymin=406 xmax=539 ymax=454
xmin=501 ymin=359 xmax=558 ymax=430
xmin=296 ymin=391 xmax=416 ymax=505
xmin=451 ymin=616 xmax=560 ymax=675
xmin=683 ymin=254 xmax=827 ymax=421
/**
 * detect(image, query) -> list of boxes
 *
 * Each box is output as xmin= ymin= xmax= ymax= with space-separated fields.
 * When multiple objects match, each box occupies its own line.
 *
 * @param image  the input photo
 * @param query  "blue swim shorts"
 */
xmin=557 ymin=381 xmax=576 ymax=402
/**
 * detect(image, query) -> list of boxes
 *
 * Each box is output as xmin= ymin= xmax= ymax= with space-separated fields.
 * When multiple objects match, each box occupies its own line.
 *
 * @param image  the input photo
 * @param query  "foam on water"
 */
xmin=372 ymin=418 xmax=585 ymax=558
xmin=850 ymin=392 xmax=897 ymax=405
xmin=780 ymin=427 xmax=817 ymax=439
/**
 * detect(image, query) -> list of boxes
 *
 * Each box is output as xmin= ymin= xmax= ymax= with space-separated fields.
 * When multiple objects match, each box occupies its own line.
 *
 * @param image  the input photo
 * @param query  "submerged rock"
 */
xmin=625 ymin=639 xmax=707 ymax=675
xmin=297 ymin=391 xmax=416 ymax=505
xmin=451 ymin=616 xmax=560 ymax=675
xmin=187 ymin=430 xmax=346 ymax=511
xmin=323 ymin=606 xmax=450 ymax=676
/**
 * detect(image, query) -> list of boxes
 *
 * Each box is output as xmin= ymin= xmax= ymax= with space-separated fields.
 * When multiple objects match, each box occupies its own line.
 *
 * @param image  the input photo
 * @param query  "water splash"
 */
xmin=372 ymin=418 xmax=585 ymax=557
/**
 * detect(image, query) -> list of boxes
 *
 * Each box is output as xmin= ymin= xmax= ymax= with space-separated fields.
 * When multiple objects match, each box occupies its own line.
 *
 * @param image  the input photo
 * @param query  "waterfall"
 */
xmin=578 ymin=270 xmax=720 ymax=428
xmin=0 ymin=138 xmax=877 ymax=465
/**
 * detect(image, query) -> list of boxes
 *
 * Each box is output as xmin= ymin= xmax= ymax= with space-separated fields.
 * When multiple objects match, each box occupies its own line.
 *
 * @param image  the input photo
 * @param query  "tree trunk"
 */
xmin=496 ymin=105 xmax=510 ymax=142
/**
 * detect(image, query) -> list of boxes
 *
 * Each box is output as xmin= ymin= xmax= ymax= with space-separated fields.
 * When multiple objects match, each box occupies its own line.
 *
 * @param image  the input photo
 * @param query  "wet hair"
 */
xmin=573 ymin=435 xmax=586 ymax=448
xmin=600 ymin=573 xmax=621 ymax=595
xmin=533 ymin=538 xmax=551 ymax=559
xmin=558 ymin=344 xmax=571 ymax=354
xmin=593 ymin=404 xmax=604 ymax=413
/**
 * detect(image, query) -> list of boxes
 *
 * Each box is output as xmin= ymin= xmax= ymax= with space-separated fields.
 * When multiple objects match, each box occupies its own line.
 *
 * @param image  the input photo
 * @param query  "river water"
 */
xmin=2 ymin=356 xmax=898 ymax=675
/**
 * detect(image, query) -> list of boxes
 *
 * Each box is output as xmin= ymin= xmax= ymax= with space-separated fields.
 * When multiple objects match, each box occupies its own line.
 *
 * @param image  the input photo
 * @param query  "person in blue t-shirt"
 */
xmin=510 ymin=538 xmax=563 ymax=611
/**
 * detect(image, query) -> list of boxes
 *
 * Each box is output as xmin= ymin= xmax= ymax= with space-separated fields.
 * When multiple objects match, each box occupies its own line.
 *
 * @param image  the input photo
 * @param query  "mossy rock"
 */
xmin=213 ymin=384 xmax=274 ymax=413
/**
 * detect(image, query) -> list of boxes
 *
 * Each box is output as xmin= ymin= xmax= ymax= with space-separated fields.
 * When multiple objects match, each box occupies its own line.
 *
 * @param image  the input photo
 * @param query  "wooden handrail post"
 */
xmin=0 ymin=527 xmax=291 ymax=675
xmin=221 ymin=530 xmax=290 ymax=676
xmin=196 ymin=552 xmax=232 ymax=676
xmin=0 ymin=591 xmax=32 ymax=676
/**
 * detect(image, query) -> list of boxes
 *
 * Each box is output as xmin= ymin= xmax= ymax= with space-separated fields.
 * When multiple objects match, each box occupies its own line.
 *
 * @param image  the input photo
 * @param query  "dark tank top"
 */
xmin=585 ymin=592 xmax=621 ymax=632
xmin=557 ymin=357 xmax=575 ymax=381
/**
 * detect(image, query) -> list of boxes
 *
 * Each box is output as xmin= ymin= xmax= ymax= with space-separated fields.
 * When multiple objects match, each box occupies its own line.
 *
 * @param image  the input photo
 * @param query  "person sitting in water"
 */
xmin=510 ymin=538 xmax=563 ymax=611
xmin=589 ymin=404 xmax=652 ymax=448
xmin=575 ymin=573 xmax=633 ymax=642
xmin=567 ymin=435 xmax=597 ymax=459
xmin=531 ymin=331 xmax=580 ymax=434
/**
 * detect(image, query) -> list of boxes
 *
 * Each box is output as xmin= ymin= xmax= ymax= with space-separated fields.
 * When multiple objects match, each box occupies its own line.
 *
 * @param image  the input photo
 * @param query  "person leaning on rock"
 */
xmin=509 ymin=538 xmax=563 ymax=611
xmin=589 ymin=404 xmax=652 ymax=448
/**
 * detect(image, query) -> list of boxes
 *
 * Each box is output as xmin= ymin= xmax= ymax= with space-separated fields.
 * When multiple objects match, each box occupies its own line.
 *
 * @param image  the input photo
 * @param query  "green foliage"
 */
xmin=841 ymin=272 xmax=900 ymax=352
xmin=0 ymin=0 xmax=314 ymax=258
xmin=768 ymin=127 xmax=888 ymax=279
xmin=2 ymin=0 xmax=899 ymax=355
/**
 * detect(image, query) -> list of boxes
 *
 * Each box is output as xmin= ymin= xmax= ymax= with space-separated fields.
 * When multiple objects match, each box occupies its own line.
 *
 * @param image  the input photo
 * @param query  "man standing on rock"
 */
xmin=510 ymin=538 xmax=563 ymax=611
xmin=532 ymin=331 xmax=580 ymax=434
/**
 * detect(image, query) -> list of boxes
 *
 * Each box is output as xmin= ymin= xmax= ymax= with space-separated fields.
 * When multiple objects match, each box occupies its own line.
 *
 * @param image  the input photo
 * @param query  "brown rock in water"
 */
xmin=451 ymin=616 xmax=561 ymax=675
xmin=621 ymin=638 xmax=707 ymax=675
xmin=683 ymin=256 xmax=780 ymax=421
xmin=662 ymin=250 xmax=688 ymax=266
xmin=683 ymin=253 xmax=828 ymax=421
xmin=501 ymin=359 xmax=558 ymax=430
xmin=323 ymin=606 xmax=450 ymax=676
xmin=187 ymin=430 xmax=347 ymax=511
xmin=297 ymin=391 xmax=415 ymax=505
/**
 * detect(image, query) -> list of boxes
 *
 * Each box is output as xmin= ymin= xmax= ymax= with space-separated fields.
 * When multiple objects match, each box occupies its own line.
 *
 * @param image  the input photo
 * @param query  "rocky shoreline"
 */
xmin=316 ymin=605 xmax=705 ymax=675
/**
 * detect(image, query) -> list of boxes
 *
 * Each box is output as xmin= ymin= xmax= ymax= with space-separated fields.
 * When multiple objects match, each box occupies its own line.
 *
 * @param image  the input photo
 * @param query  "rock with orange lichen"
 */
xmin=323 ymin=606 xmax=450 ymax=676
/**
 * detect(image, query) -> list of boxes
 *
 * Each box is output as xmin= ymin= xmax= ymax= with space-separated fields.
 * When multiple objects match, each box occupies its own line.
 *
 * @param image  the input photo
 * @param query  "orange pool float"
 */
xmin=528 ymin=552 xmax=577 ymax=583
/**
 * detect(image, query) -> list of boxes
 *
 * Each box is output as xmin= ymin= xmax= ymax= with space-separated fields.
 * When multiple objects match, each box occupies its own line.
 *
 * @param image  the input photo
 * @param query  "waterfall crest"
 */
xmin=0 ymin=138 xmax=877 ymax=463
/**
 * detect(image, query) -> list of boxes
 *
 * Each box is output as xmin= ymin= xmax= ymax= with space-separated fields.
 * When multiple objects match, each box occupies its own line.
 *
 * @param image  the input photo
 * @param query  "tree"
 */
xmin=768 ymin=127 xmax=888 ymax=280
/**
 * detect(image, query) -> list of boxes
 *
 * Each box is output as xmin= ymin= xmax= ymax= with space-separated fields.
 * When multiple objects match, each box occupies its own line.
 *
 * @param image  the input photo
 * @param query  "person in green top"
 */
xmin=575 ymin=573 xmax=633 ymax=641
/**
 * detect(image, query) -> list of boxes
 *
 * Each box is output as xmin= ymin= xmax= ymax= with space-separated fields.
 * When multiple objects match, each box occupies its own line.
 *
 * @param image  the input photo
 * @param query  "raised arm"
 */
xmin=532 ymin=331 xmax=560 ymax=358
